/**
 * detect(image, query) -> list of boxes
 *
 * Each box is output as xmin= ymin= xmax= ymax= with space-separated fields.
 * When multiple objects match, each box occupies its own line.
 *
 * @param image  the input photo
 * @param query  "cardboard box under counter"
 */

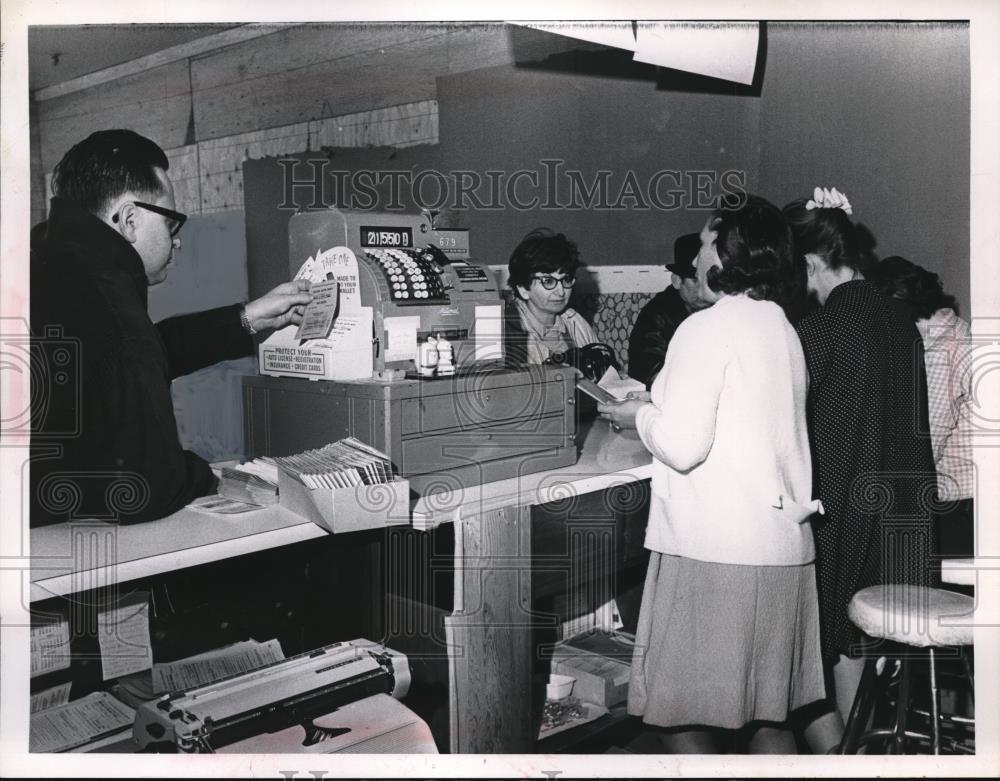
xmin=550 ymin=632 xmax=633 ymax=708
xmin=278 ymin=471 xmax=411 ymax=533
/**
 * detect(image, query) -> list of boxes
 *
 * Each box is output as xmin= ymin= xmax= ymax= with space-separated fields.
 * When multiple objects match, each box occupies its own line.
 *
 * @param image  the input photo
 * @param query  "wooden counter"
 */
xmin=29 ymin=419 xmax=654 ymax=754
xmin=30 ymin=420 xmax=650 ymax=602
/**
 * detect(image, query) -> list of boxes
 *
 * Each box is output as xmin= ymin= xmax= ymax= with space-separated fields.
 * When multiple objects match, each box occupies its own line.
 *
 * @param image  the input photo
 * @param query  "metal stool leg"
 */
xmin=892 ymin=658 xmax=911 ymax=754
xmin=929 ymin=648 xmax=941 ymax=754
xmin=841 ymin=656 xmax=880 ymax=754
xmin=961 ymin=647 xmax=975 ymax=707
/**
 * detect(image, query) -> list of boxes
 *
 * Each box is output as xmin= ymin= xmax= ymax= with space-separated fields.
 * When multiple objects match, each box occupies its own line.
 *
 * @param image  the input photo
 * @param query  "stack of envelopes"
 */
xmin=218 ymin=458 xmax=280 ymax=506
xmin=273 ymin=438 xmax=394 ymax=488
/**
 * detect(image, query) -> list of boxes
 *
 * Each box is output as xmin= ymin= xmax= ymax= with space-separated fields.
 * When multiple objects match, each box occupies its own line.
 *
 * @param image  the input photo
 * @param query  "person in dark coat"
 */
xmin=627 ymin=232 xmax=710 ymax=388
xmin=30 ymin=129 xmax=313 ymax=526
xmin=784 ymin=187 xmax=937 ymax=752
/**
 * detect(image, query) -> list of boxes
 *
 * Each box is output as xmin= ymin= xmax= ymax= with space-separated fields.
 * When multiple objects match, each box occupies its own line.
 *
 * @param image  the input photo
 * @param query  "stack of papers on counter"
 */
xmin=218 ymin=458 xmax=280 ymax=506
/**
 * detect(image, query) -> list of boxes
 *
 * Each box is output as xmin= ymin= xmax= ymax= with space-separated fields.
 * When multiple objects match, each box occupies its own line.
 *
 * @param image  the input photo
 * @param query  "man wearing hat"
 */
xmin=627 ymin=232 xmax=711 ymax=389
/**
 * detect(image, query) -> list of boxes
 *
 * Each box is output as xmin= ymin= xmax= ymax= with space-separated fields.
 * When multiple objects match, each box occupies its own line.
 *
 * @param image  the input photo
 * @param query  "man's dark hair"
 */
xmin=870 ymin=255 xmax=958 ymax=321
xmin=707 ymin=194 xmax=802 ymax=315
xmin=51 ymin=129 xmax=169 ymax=215
xmin=507 ymin=228 xmax=580 ymax=291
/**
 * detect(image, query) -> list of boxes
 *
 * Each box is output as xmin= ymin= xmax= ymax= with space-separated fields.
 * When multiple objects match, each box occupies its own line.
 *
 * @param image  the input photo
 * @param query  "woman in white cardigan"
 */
xmin=599 ymin=196 xmax=825 ymax=753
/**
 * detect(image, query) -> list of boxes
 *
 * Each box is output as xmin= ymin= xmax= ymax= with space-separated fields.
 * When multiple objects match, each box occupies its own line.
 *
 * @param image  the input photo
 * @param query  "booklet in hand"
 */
xmin=576 ymin=377 xmax=619 ymax=404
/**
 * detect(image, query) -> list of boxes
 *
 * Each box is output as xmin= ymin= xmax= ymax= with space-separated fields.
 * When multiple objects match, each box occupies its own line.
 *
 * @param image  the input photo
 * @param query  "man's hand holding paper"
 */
xmin=295 ymin=280 xmax=340 ymax=341
xmin=245 ymin=279 xmax=314 ymax=332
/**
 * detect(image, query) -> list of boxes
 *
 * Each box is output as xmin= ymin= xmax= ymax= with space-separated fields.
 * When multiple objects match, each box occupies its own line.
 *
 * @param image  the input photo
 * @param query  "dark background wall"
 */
xmin=757 ymin=22 xmax=970 ymax=316
xmin=245 ymin=22 xmax=969 ymax=315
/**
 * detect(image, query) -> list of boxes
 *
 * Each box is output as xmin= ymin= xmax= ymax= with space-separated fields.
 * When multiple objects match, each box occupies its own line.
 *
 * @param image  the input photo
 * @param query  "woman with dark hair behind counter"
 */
xmin=503 ymin=228 xmax=597 ymax=366
xmin=598 ymin=195 xmax=825 ymax=753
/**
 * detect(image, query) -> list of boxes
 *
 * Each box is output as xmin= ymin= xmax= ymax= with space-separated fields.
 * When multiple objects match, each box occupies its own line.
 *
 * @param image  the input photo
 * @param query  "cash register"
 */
xmin=244 ymin=209 xmax=579 ymax=491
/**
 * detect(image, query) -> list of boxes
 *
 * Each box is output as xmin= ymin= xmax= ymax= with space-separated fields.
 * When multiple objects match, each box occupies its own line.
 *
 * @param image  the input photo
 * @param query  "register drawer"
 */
xmin=400 ymin=414 xmax=572 ymax=476
xmin=399 ymin=380 xmax=570 ymax=435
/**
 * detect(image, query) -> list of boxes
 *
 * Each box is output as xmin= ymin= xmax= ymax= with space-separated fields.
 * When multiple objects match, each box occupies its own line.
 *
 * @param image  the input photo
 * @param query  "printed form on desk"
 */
xmin=29 ymin=691 xmax=135 ymax=753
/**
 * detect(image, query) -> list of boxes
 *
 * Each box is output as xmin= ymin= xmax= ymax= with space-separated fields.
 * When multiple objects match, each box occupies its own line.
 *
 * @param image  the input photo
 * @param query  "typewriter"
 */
xmin=133 ymin=638 xmax=429 ymax=753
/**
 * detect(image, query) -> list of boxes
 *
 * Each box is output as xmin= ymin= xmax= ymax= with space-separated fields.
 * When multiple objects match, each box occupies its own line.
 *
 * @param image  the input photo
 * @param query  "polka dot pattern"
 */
xmin=574 ymin=292 xmax=654 ymax=376
xmin=796 ymin=280 xmax=937 ymax=658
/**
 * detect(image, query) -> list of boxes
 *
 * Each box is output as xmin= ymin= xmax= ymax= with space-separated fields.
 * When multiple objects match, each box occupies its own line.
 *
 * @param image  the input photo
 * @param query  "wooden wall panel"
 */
xmin=164 ymin=145 xmax=201 ymax=215
xmin=189 ymin=24 xmax=582 ymax=143
xmin=190 ymin=24 xmax=452 ymax=141
xmin=310 ymin=100 xmax=439 ymax=149
xmin=37 ymin=60 xmax=192 ymax=175
xmin=191 ymin=103 xmax=438 ymax=213
xmin=190 ymin=24 xmax=448 ymax=96
xmin=31 ymin=23 xmax=573 ymax=224
xmin=30 ymin=99 xmax=47 ymax=224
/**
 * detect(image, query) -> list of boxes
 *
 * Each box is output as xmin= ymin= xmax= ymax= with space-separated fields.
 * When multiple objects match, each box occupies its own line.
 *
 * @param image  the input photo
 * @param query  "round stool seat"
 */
xmin=941 ymin=558 xmax=976 ymax=587
xmin=847 ymin=585 xmax=974 ymax=647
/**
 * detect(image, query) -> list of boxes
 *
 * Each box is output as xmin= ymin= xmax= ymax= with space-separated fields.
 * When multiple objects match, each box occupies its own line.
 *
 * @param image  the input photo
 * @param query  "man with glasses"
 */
xmin=504 ymin=228 xmax=597 ymax=365
xmin=30 ymin=129 xmax=313 ymax=526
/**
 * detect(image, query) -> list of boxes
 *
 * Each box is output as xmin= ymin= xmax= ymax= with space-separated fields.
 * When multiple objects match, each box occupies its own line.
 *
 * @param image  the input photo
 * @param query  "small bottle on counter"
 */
xmin=436 ymin=333 xmax=455 ymax=375
xmin=418 ymin=336 xmax=439 ymax=377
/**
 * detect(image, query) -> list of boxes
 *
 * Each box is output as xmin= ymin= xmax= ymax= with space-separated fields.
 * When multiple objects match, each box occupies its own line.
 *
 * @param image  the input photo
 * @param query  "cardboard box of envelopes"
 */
xmin=278 ymin=471 xmax=411 ymax=534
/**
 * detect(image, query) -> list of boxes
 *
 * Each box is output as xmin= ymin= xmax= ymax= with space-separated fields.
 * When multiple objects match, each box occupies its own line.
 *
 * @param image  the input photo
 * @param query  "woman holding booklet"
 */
xmin=597 ymin=195 xmax=825 ymax=753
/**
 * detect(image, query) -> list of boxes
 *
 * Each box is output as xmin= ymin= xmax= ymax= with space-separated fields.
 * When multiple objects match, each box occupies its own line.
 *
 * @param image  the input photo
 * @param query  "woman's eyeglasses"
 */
xmin=114 ymin=201 xmax=188 ymax=237
xmin=532 ymin=274 xmax=576 ymax=290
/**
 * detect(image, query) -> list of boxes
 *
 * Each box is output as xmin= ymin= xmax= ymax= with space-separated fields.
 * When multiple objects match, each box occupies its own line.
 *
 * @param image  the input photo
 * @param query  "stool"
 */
xmin=840 ymin=584 xmax=975 ymax=755
xmin=941 ymin=557 xmax=977 ymax=587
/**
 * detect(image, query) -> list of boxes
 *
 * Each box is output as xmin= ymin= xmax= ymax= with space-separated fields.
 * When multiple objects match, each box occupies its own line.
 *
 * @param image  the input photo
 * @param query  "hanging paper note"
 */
xmin=97 ymin=592 xmax=153 ymax=681
xmin=31 ymin=682 xmax=73 ymax=714
xmin=31 ymin=619 xmax=71 ymax=678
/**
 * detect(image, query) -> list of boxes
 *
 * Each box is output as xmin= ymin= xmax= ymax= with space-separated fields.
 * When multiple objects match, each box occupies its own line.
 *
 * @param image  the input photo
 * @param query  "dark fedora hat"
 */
xmin=666 ymin=232 xmax=701 ymax=279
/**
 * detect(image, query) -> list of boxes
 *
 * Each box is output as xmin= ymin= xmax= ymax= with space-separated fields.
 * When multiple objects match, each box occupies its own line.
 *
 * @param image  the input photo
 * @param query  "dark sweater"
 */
xmin=627 ymin=286 xmax=692 ymax=389
xmin=29 ymin=198 xmax=253 ymax=525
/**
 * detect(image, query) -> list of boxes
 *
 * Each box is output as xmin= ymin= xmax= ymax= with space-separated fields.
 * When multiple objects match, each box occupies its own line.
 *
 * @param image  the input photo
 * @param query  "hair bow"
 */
xmin=805 ymin=186 xmax=852 ymax=215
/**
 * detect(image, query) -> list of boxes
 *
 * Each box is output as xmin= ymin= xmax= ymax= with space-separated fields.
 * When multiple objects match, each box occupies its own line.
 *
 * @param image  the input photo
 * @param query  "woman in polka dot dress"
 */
xmin=784 ymin=188 xmax=937 ymax=752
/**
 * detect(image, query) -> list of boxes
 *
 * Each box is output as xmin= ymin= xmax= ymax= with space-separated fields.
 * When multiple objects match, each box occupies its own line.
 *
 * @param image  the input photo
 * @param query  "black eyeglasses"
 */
xmin=114 ymin=201 xmax=187 ymax=237
xmin=532 ymin=274 xmax=576 ymax=290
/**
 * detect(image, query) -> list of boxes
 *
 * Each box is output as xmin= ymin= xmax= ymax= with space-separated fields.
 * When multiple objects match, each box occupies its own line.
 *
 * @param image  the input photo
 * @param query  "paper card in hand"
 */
xmin=295 ymin=280 xmax=339 ymax=341
xmin=577 ymin=378 xmax=619 ymax=404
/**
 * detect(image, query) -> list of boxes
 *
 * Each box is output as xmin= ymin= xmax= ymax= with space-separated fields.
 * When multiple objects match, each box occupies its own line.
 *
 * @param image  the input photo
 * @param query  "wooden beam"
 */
xmin=37 ymin=60 xmax=193 ymax=175
xmin=190 ymin=24 xmax=452 ymax=141
xmin=32 ymin=24 xmax=290 ymax=102
xmin=189 ymin=23 xmax=587 ymax=142
xmin=445 ymin=505 xmax=535 ymax=753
